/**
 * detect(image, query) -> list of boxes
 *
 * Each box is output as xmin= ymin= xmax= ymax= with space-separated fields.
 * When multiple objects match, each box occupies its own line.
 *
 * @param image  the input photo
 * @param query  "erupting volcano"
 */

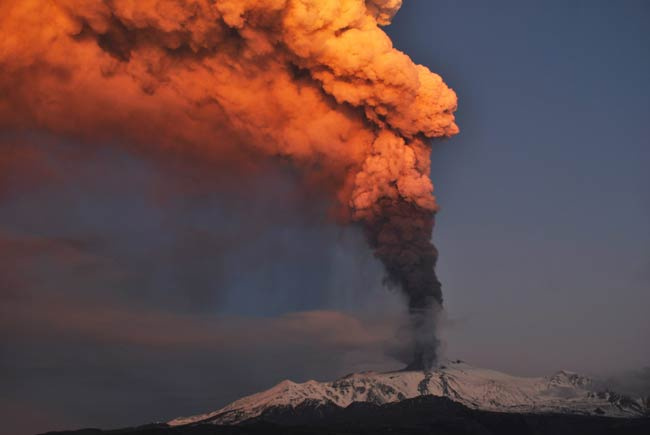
xmin=0 ymin=0 xmax=458 ymax=369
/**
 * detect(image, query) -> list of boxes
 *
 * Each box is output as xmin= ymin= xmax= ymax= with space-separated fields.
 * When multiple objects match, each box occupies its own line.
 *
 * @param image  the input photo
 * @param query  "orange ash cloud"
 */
xmin=0 ymin=0 xmax=457 ymax=218
xmin=0 ymin=0 xmax=459 ymax=368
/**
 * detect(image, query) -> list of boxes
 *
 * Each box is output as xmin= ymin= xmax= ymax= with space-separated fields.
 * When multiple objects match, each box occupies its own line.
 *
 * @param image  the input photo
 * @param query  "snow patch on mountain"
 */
xmin=168 ymin=361 xmax=648 ymax=426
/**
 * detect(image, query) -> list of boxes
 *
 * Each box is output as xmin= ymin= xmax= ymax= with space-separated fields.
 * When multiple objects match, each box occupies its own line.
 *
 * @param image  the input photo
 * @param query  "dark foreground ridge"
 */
xmin=41 ymin=395 xmax=650 ymax=435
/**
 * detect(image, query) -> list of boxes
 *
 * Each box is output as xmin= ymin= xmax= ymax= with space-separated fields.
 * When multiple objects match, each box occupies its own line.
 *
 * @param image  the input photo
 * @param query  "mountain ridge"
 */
xmin=169 ymin=360 xmax=648 ymax=427
xmin=42 ymin=395 xmax=650 ymax=435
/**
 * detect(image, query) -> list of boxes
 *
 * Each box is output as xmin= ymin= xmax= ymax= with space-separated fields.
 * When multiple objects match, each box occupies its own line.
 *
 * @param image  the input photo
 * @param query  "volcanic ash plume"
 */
xmin=0 ymin=0 xmax=458 ymax=370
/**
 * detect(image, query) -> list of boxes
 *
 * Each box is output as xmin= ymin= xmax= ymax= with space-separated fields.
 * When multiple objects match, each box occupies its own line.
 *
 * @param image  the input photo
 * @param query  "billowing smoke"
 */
xmin=0 ymin=0 xmax=458 ymax=370
xmin=363 ymin=197 xmax=442 ymax=370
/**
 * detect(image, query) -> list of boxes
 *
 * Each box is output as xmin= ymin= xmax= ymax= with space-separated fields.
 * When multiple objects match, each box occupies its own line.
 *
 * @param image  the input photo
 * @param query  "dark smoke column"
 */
xmin=364 ymin=198 xmax=442 ymax=371
xmin=350 ymin=128 xmax=454 ymax=372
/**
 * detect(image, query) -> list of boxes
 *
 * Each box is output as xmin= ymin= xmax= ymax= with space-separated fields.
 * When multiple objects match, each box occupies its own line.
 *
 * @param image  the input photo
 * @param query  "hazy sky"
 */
xmin=1 ymin=1 xmax=649 ymax=435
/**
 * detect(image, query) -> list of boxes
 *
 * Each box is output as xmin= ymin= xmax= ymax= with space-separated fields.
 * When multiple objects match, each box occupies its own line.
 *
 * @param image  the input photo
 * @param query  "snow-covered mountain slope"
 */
xmin=168 ymin=360 xmax=648 ymax=426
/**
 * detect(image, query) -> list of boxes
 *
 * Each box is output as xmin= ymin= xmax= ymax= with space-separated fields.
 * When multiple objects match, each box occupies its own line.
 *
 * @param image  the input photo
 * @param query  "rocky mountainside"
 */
xmin=169 ymin=360 xmax=648 ymax=426
xmin=46 ymin=395 xmax=650 ymax=435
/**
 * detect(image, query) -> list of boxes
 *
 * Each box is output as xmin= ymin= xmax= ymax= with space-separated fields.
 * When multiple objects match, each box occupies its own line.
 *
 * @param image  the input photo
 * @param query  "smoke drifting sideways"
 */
xmin=0 ymin=0 xmax=458 ymax=370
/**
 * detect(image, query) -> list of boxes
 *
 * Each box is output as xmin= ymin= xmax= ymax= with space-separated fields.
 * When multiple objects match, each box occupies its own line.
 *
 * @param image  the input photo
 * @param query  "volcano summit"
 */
xmin=44 ymin=361 xmax=650 ymax=435
xmin=169 ymin=360 xmax=649 ymax=426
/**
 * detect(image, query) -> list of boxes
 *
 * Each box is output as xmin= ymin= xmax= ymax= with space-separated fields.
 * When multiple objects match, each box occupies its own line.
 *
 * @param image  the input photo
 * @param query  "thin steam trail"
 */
xmin=0 ymin=0 xmax=458 ymax=370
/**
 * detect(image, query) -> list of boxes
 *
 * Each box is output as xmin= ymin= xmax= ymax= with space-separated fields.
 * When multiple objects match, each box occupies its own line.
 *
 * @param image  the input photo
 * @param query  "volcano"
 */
xmin=168 ymin=360 xmax=648 ymax=427
xmin=41 ymin=361 xmax=650 ymax=435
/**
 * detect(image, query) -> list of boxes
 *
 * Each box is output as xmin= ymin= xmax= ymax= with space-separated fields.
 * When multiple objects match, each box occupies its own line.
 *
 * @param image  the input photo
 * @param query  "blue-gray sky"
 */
xmin=1 ymin=1 xmax=649 ymax=435
xmin=387 ymin=0 xmax=650 ymax=374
